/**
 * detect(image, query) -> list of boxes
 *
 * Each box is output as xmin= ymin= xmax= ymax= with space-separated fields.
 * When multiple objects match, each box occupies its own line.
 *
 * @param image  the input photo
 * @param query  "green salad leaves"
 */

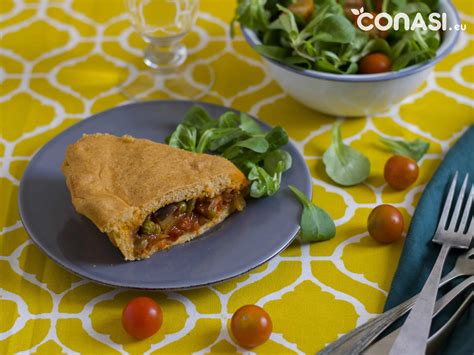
xmin=231 ymin=0 xmax=270 ymax=37
xmin=167 ymin=106 xmax=347 ymax=244
xmin=167 ymin=106 xmax=292 ymax=198
xmin=380 ymin=137 xmax=430 ymax=161
xmin=289 ymin=185 xmax=336 ymax=242
xmin=167 ymin=106 xmax=337 ymax=244
xmin=323 ymin=124 xmax=371 ymax=186
xmin=232 ymin=0 xmax=442 ymax=74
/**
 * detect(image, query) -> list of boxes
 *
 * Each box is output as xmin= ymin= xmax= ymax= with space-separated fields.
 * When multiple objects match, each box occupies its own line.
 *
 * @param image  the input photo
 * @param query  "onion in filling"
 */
xmin=134 ymin=190 xmax=246 ymax=253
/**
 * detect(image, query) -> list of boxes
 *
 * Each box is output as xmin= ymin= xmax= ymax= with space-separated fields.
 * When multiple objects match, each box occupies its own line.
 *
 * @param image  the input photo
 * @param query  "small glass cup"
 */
xmin=123 ymin=0 xmax=214 ymax=100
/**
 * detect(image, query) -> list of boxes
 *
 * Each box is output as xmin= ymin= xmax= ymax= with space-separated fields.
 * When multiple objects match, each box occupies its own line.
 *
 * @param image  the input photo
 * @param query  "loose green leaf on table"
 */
xmin=323 ymin=124 xmax=371 ymax=186
xmin=289 ymin=185 xmax=336 ymax=242
xmin=380 ymin=137 xmax=430 ymax=161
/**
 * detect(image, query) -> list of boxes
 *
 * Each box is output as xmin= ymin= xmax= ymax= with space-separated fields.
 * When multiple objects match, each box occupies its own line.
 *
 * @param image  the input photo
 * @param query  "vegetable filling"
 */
xmin=134 ymin=190 xmax=246 ymax=252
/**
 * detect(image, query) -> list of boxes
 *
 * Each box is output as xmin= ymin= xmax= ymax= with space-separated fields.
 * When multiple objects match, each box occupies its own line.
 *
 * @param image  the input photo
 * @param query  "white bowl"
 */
xmin=241 ymin=0 xmax=460 ymax=117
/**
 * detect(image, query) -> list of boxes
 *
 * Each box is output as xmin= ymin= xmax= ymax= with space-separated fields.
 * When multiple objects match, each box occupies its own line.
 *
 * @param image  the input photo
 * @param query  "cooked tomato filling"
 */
xmin=134 ymin=190 xmax=246 ymax=253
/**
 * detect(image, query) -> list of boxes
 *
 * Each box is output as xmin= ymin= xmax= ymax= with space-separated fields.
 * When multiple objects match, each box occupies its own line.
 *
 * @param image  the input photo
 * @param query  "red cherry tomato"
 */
xmin=288 ymin=0 xmax=315 ymax=21
xmin=122 ymin=297 xmax=163 ymax=339
xmin=384 ymin=155 xmax=419 ymax=190
xmin=368 ymin=204 xmax=404 ymax=243
xmin=231 ymin=305 xmax=272 ymax=349
xmin=358 ymin=53 xmax=391 ymax=74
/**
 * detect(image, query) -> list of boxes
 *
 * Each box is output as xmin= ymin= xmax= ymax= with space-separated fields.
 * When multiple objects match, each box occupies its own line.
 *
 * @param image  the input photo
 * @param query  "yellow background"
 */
xmin=0 ymin=0 xmax=473 ymax=353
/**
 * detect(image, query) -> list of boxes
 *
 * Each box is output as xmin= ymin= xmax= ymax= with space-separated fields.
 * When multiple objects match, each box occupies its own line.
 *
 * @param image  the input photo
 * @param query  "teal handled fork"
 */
xmin=389 ymin=172 xmax=473 ymax=355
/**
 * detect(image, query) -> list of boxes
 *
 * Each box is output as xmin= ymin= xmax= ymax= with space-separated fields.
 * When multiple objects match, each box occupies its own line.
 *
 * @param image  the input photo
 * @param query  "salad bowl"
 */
xmin=241 ymin=0 xmax=460 ymax=117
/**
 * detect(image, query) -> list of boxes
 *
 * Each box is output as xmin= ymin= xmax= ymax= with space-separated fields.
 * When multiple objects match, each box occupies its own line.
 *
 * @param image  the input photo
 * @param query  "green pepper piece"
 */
xmin=177 ymin=201 xmax=187 ymax=213
xmin=141 ymin=219 xmax=156 ymax=235
xmin=187 ymin=199 xmax=196 ymax=213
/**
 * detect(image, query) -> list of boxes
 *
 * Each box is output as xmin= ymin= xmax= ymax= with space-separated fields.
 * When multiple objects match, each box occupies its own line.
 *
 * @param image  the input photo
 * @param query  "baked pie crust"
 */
xmin=61 ymin=133 xmax=248 ymax=260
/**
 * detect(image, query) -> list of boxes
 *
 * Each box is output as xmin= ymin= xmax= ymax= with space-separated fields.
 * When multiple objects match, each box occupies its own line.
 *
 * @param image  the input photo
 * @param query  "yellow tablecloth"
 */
xmin=0 ymin=0 xmax=473 ymax=353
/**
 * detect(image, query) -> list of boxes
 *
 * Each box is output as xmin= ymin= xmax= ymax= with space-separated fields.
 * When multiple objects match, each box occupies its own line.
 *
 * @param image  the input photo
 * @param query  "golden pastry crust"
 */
xmin=61 ymin=133 xmax=248 ymax=260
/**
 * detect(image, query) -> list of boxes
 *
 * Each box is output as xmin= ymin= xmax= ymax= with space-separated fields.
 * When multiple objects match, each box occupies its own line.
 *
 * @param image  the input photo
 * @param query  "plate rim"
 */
xmin=18 ymin=99 xmax=312 ymax=290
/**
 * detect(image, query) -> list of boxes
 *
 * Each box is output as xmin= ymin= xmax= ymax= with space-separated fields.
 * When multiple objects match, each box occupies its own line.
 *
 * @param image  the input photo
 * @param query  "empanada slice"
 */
xmin=61 ymin=133 xmax=248 ymax=260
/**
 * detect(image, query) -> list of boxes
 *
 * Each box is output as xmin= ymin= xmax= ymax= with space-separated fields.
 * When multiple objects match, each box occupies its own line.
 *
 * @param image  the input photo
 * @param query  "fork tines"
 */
xmin=433 ymin=172 xmax=474 ymax=248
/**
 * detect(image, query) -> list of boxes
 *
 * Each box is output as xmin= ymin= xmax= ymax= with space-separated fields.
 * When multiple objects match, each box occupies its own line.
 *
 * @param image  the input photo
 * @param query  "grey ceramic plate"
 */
xmin=19 ymin=100 xmax=312 ymax=290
